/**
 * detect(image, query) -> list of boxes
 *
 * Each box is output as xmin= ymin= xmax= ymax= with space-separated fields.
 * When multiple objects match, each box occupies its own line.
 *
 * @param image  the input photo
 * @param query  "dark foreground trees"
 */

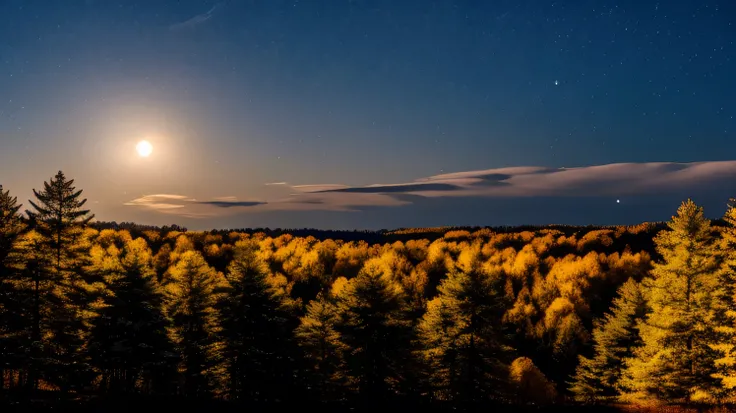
xmin=569 ymin=277 xmax=648 ymax=402
xmin=417 ymin=244 xmax=513 ymax=403
xmin=87 ymin=234 xmax=175 ymax=394
xmin=6 ymin=172 xmax=736 ymax=410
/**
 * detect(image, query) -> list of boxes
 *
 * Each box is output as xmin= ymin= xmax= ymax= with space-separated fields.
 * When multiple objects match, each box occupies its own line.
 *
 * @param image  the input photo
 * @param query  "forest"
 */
xmin=2 ymin=171 xmax=736 ymax=412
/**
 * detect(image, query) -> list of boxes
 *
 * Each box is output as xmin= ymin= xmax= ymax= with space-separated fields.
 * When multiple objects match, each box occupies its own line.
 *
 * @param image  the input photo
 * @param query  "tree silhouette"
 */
xmin=88 ymin=234 xmax=175 ymax=394
xmin=417 ymin=244 xmax=513 ymax=403
xmin=0 ymin=185 xmax=24 ymax=266
xmin=163 ymin=250 xmax=225 ymax=399
xmin=26 ymin=171 xmax=94 ymax=276
xmin=569 ymin=277 xmax=648 ymax=403
xmin=334 ymin=257 xmax=414 ymax=401
xmin=0 ymin=185 xmax=25 ymax=391
xmin=218 ymin=239 xmax=299 ymax=402
xmin=6 ymin=172 xmax=97 ymax=392
xmin=295 ymin=292 xmax=349 ymax=401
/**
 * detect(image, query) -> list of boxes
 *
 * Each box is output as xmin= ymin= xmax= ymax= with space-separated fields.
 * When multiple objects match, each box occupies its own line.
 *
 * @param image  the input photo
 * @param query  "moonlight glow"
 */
xmin=136 ymin=140 xmax=153 ymax=157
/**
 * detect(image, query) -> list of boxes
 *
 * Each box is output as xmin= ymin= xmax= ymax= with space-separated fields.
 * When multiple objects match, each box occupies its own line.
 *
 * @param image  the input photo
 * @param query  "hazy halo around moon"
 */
xmin=136 ymin=140 xmax=153 ymax=157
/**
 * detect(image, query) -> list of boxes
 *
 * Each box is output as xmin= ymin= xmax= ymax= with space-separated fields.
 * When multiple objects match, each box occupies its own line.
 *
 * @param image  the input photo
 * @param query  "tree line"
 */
xmin=1 ymin=171 xmax=736 ymax=409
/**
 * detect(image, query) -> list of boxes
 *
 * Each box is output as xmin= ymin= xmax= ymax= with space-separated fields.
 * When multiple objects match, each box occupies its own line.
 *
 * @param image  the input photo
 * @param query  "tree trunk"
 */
xmin=30 ymin=266 xmax=41 ymax=393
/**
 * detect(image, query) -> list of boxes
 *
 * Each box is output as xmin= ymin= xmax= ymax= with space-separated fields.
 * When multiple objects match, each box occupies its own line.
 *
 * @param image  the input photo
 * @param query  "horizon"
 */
xmin=2 ymin=0 xmax=736 ymax=229
xmin=4 ymin=160 xmax=736 ymax=231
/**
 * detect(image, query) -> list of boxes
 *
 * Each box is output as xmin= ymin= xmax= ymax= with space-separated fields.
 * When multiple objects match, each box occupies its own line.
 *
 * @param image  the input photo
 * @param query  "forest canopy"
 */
xmin=2 ymin=173 xmax=736 ymax=410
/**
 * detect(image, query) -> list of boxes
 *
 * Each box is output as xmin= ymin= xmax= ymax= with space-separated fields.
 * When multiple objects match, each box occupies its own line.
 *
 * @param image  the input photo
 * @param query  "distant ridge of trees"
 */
xmin=4 ymin=172 xmax=736 ymax=411
xmin=89 ymin=221 xmax=694 ymax=245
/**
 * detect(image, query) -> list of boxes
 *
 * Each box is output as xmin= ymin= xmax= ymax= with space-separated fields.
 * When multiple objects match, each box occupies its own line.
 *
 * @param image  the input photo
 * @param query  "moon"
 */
xmin=136 ymin=140 xmax=153 ymax=157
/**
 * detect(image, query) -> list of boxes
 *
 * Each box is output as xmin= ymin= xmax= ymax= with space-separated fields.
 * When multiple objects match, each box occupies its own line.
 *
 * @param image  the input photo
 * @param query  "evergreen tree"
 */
xmin=26 ymin=171 xmax=94 ymax=275
xmin=2 ymin=230 xmax=56 ymax=391
xmin=712 ymin=198 xmax=736 ymax=395
xmin=0 ymin=185 xmax=25 ymax=391
xmin=416 ymin=244 xmax=513 ymax=403
xmin=88 ymin=236 xmax=175 ymax=394
xmin=219 ymin=239 xmax=299 ymax=402
xmin=163 ymin=250 xmax=225 ymax=399
xmin=23 ymin=171 xmax=96 ymax=390
xmin=295 ymin=292 xmax=349 ymax=401
xmin=569 ymin=277 xmax=648 ymax=403
xmin=0 ymin=185 xmax=24 ymax=265
xmin=619 ymin=200 xmax=723 ymax=404
xmin=334 ymin=257 xmax=414 ymax=401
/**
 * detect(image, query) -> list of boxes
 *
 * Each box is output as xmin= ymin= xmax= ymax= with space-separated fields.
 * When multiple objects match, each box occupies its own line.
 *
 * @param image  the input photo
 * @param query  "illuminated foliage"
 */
xmin=619 ymin=200 xmax=724 ymax=405
xmin=295 ymin=292 xmax=348 ymax=400
xmin=569 ymin=277 xmax=648 ymax=403
xmin=163 ymin=250 xmax=225 ymax=398
xmin=88 ymin=236 xmax=175 ymax=394
xmin=712 ymin=199 xmax=736 ymax=396
xmin=26 ymin=171 xmax=94 ymax=276
xmin=0 ymin=185 xmax=25 ymax=391
xmin=7 ymin=174 xmax=736 ymax=409
xmin=218 ymin=239 xmax=299 ymax=402
xmin=333 ymin=257 xmax=413 ymax=399
xmin=509 ymin=357 xmax=556 ymax=405
xmin=417 ymin=244 xmax=513 ymax=402
xmin=16 ymin=172 xmax=97 ymax=391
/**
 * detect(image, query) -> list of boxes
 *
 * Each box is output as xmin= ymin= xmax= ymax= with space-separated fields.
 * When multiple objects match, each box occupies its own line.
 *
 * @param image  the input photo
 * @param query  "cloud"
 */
xmin=123 ymin=194 xmax=193 ymax=210
xmin=268 ymin=160 xmax=736 ymax=210
xmin=124 ymin=161 xmax=736 ymax=218
xmin=169 ymin=2 xmax=225 ymax=31
xmin=199 ymin=201 xmax=267 ymax=208
xmin=313 ymin=183 xmax=465 ymax=194
xmin=124 ymin=194 xmax=265 ymax=218
xmin=292 ymin=184 xmax=351 ymax=193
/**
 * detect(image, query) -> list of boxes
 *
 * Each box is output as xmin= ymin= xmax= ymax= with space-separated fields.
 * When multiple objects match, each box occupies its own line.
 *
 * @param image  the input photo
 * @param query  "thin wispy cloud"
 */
xmin=199 ymin=201 xmax=267 ymax=208
xmin=124 ymin=161 xmax=736 ymax=218
xmin=123 ymin=194 xmax=193 ymax=210
xmin=124 ymin=194 xmax=265 ymax=218
xmin=308 ymin=161 xmax=736 ymax=199
xmin=169 ymin=2 xmax=226 ymax=31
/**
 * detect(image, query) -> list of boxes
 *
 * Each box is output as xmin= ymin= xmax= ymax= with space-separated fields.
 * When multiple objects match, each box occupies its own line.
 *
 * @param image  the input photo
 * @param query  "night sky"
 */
xmin=1 ymin=0 xmax=735 ymax=230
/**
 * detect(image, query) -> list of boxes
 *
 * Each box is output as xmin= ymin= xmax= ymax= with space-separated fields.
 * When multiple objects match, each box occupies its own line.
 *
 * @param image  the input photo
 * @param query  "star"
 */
xmin=554 ymin=80 xmax=559 ymax=86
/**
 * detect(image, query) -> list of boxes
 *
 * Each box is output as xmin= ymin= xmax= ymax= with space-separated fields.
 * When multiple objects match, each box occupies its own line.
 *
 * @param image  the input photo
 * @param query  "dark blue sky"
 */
xmin=1 ymin=0 xmax=735 ymax=229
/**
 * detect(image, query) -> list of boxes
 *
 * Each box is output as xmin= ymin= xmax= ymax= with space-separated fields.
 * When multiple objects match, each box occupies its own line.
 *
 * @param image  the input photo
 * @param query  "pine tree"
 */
xmin=163 ymin=250 xmax=225 ymax=399
xmin=88 ymin=235 xmax=176 ymax=394
xmin=0 ymin=185 xmax=25 ymax=391
xmin=218 ymin=239 xmax=299 ymax=402
xmin=619 ymin=200 xmax=723 ymax=405
xmin=334 ymin=257 xmax=414 ymax=401
xmin=23 ymin=171 xmax=96 ymax=391
xmin=416 ymin=244 xmax=513 ymax=403
xmin=295 ymin=292 xmax=349 ymax=401
xmin=711 ymin=198 xmax=736 ymax=396
xmin=26 ymin=171 xmax=94 ymax=276
xmin=2 ymin=230 xmax=56 ymax=391
xmin=569 ymin=277 xmax=648 ymax=403
xmin=0 ymin=185 xmax=24 ymax=265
